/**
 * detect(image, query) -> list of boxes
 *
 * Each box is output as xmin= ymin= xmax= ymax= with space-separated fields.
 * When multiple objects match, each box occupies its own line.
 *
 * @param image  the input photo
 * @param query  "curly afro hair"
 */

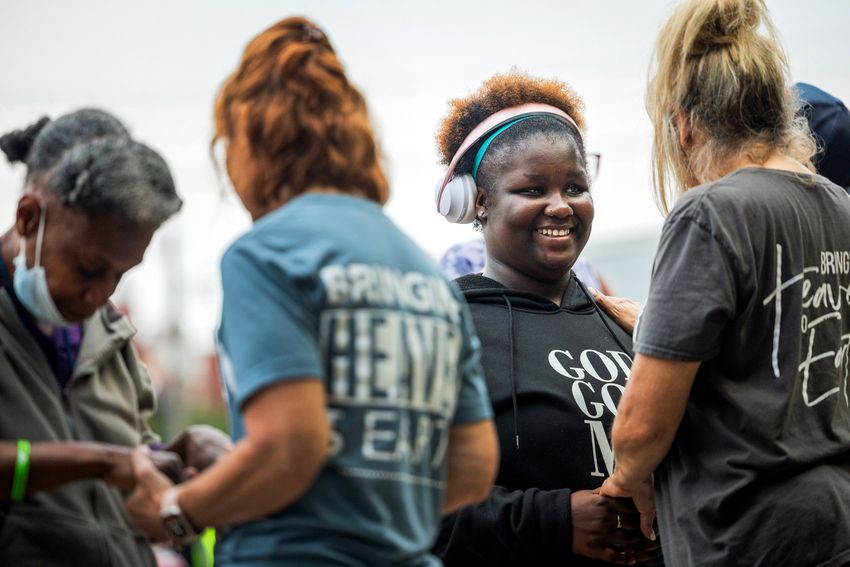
xmin=436 ymin=71 xmax=586 ymax=168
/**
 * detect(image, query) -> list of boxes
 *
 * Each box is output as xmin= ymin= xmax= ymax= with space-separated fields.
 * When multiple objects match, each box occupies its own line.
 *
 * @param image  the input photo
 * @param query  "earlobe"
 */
xmin=474 ymin=189 xmax=487 ymax=215
xmin=15 ymin=195 xmax=41 ymax=238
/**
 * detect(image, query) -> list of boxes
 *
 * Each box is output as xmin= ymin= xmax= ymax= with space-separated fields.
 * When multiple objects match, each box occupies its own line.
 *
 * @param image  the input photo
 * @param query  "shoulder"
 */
xmin=673 ymin=168 xmax=818 ymax=217
xmin=666 ymin=169 xmax=782 ymax=238
xmin=454 ymin=273 xmax=500 ymax=292
xmin=221 ymin=210 xmax=304 ymax=274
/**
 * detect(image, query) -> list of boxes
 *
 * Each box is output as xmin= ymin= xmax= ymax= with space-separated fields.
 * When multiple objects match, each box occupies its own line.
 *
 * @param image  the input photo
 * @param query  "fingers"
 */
xmin=132 ymin=446 xmax=172 ymax=491
xmin=640 ymin=512 xmax=657 ymax=541
xmin=632 ymin=540 xmax=664 ymax=566
xmin=126 ymin=447 xmax=172 ymax=543
xmin=131 ymin=445 xmax=153 ymax=481
xmin=602 ymin=552 xmax=637 ymax=565
xmin=177 ymin=425 xmax=233 ymax=472
xmin=588 ymin=287 xmax=640 ymax=333
xmin=605 ymin=495 xmax=640 ymax=514
xmin=607 ymin=526 xmax=643 ymax=546
xmin=612 ymin=512 xmax=642 ymax=533
xmin=601 ymin=526 xmax=663 ymax=566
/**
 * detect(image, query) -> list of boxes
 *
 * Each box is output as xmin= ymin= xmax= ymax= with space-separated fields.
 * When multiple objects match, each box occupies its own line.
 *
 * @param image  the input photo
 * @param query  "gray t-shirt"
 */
xmin=634 ymin=168 xmax=850 ymax=566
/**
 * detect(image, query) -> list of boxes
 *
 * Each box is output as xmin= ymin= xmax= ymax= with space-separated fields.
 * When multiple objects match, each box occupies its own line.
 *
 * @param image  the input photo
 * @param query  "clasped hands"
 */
xmin=572 ymin=488 xmax=662 ymax=566
xmin=104 ymin=425 xmax=232 ymax=542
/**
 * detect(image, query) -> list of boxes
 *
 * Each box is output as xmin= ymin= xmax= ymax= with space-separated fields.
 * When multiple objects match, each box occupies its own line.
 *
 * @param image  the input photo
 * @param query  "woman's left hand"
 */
xmin=125 ymin=446 xmax=173 ymax=542
xmin=632 ymin=535 xmax=664 ymax=565
xmin=599 ymin=473 xmax=656 ymax=541
xmin=165 ymin=425 xmax=233 ymax=477
xmin=589 ymin=288 xmax=642 ymax=335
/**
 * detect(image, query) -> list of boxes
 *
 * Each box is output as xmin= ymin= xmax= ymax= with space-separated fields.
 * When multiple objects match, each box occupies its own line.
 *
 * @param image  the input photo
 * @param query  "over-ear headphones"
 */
xmin=435 ymin=103 xmax=580 ymax=224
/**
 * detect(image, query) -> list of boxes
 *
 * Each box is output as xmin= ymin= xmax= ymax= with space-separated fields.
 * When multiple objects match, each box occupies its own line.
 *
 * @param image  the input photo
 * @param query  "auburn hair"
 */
xmin=212 ymin=16 xmax=388 ymax=208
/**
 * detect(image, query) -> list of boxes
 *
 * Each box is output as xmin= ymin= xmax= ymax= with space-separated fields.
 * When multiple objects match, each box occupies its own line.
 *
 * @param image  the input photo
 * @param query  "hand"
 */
xmin=165 ymin=425 xmax=233 ymax=477
xmin=125 ymin=446 xmax=174 ymax=542
xmin=589 ymin=288 xmax=642 ymax=335
xmin=570 ymin=490 xmax=643 ymax=565
xmin=100 ymin=445 xmax=135 ymax=490
xmin=150 ymin=450 xmax=186 ymax=484
xmin=599 ymin=473 xmax=657 ymax=541
xmin=632 ymin=534 xmax=664 ymax=566
xmin=102 ymin=447 xmax=183 ymax=489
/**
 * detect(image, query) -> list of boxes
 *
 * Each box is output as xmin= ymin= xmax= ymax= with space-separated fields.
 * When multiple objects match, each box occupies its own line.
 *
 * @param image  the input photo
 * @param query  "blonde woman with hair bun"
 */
xmin=598 ymin=0 xmax=850 ymax=565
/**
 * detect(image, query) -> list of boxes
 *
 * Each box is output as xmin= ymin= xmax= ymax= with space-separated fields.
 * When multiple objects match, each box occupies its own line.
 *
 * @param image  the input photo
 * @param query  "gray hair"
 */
xmin=0 ymin=108 xmax=182 ymax=224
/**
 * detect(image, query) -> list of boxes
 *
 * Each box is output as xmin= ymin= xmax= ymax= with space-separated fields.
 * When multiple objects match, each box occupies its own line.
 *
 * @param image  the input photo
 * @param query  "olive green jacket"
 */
xmin=0 ymin=289 xmax=158 ymax=567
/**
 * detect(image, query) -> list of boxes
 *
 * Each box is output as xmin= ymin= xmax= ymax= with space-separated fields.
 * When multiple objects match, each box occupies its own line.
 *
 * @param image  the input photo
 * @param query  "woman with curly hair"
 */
xmin=599 ymin=0 xmax=850 ymax=565
xmin=125 ymin=16 xmax=498 ymax=567
xmin=432 ymin=72 xmax=661 ymax=566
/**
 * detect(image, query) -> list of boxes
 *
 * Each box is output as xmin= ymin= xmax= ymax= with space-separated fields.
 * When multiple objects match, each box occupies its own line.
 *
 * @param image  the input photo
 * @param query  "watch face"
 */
xmin=162 ymin=514 xmax=197 ymax=545
xmin=165 ymin=518 xmax=189 ymax=538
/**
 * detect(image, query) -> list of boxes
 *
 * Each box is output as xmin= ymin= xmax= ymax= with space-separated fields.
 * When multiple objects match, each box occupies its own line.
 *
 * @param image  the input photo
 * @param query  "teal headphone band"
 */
xmin=436 ymin=103 xmax=580 ymax=224
xmin=471 ymin=115 xmax=534 ymax=181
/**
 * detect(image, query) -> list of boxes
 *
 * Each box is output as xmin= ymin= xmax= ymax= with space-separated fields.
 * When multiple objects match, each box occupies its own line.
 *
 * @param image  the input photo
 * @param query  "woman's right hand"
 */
xmin=589 ymin=289 xmax=642 ymax=335
xmin=571 ymin=490 xmax=646 ymax=565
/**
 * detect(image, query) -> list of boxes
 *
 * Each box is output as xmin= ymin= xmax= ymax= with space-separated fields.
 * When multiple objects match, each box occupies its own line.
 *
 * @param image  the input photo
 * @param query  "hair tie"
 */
xmin=302 ymin=24 xmax=324 ymax=43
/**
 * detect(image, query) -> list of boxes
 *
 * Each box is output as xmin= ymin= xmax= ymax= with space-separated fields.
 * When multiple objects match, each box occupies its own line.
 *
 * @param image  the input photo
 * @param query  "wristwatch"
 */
xmin=159 ymin=486 xmax=199 ymax=545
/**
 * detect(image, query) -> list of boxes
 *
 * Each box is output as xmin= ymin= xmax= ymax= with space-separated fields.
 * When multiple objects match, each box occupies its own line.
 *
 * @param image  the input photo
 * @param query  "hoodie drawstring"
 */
xmin=501 ymin=276 xmax=629 ymax=454
xmin=502 ymin=294 xmax=521 ymax=451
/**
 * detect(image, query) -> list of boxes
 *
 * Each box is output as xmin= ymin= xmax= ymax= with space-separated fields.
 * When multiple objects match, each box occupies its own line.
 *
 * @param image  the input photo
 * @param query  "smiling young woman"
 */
xmin=432 ymin=72 xmax=661 ymax=567
xmin=479 ymin=134 xmax=594 ymax=299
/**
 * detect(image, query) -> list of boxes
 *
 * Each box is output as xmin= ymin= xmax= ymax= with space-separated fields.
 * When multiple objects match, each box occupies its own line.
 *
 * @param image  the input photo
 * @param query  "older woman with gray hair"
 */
xmin=0 ymin=108 xmax=221 ymax=567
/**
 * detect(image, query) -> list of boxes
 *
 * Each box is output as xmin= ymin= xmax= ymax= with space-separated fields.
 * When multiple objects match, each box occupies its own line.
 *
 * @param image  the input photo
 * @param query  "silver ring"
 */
xmin=616 ymin=514 xmax=622 ymax=529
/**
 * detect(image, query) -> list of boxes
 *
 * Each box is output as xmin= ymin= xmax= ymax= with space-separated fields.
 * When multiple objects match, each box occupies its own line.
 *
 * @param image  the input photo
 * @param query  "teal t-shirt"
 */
xmin=215 ymin=193 xmax=492 ymax=566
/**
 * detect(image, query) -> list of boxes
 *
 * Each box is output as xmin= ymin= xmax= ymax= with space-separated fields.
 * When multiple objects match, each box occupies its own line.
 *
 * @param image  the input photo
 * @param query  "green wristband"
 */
xmin=11 ymin=439 xmax=30 ymax=502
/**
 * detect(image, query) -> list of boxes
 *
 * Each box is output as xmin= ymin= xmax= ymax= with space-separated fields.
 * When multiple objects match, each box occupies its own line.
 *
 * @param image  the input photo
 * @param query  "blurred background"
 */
xmin=2 ymin=0 xmax=848 ymax=437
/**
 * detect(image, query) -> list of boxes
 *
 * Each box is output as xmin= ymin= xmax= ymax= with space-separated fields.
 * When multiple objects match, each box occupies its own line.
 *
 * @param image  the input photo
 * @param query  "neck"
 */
xmin=251 ymin=185 xmax=366 ymax=221
xmin=483 ymin=259 xmax=572 ymax=306
xmin=711 ymin=151 xmax=812 ymax=182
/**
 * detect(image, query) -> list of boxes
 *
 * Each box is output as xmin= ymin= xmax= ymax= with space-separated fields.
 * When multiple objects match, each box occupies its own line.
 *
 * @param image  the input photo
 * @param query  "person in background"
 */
xmin=795 ymin=82 xmax=850 ymax=192
xmin=599 ymin=1 xmax=850 ymax=565
xmin=0 ymin=108 xmax=199 ymax=566
xmin=125 ymin=16 xmax=498 ymax=567
xmin=431 ymin=71 xmax=661 ymax=566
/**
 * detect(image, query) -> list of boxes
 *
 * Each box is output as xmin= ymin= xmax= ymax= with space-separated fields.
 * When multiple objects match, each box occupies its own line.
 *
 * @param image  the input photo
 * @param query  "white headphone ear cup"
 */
xmin=436 ymin=175 xmax=478 ymax=224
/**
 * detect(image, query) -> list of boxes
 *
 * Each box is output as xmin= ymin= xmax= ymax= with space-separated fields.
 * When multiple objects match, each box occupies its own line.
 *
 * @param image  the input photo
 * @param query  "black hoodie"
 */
xmin=434 ymin=274 xmax=634 ymax=566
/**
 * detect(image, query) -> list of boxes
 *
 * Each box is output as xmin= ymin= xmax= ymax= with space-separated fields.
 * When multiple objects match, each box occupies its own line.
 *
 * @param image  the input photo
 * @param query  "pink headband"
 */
xmin=436 ymin=103 xmax=581 ymax=205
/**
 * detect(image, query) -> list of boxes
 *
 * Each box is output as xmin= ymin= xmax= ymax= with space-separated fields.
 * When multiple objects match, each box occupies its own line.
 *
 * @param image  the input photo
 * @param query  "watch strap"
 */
xmin=160 ymin=486 xmax=199 ymax=545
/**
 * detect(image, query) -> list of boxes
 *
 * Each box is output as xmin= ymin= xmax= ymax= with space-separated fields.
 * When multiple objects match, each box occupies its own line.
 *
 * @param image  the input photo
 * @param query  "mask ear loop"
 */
xmin=33 ymin=204 xmax=47 ymax=268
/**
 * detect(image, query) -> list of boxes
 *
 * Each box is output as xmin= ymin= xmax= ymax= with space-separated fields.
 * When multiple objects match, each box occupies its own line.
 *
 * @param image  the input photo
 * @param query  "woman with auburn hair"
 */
xmin=126 ymin=16 xmax=498 ymax=567
xmin=599 ymin=0 xmax=850 ymax=565
xmin=432 ymin=71 xmax=661 ymax=566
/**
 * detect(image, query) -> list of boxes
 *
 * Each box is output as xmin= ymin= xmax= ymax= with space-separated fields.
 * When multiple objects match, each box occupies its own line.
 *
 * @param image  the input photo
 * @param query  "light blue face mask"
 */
xmin=13 ymin=205 xmax=72 ymax=327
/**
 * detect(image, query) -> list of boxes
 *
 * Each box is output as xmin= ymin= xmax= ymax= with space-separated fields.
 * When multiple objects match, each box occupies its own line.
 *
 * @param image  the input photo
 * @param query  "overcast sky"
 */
xmin=2 ymin=0 xmax=848 ymax=353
